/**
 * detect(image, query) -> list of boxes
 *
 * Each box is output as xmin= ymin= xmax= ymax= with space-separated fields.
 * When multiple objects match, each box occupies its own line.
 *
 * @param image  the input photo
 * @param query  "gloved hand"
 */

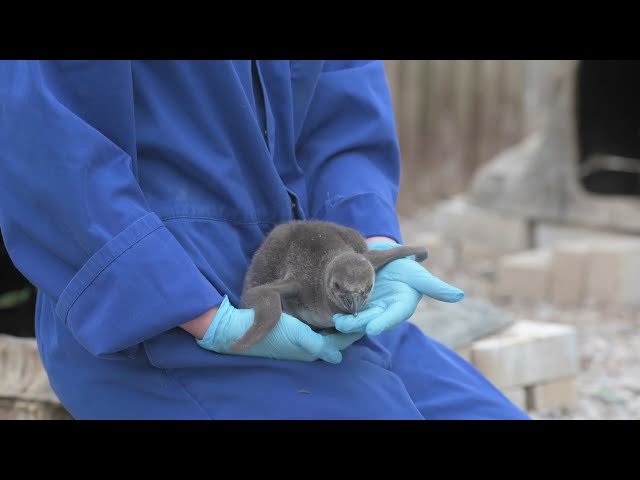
xmin=333 ymin=241 xmax=464 ymax=336
xmin=197 ymin=295 xmax=364 ymax=363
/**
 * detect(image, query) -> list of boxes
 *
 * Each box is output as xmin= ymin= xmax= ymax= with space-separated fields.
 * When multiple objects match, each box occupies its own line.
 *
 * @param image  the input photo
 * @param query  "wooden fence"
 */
xmin=384 ymin=60 xmax=534 ymax=213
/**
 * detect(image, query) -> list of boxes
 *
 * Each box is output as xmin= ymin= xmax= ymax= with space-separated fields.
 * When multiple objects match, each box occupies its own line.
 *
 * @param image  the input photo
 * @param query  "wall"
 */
xmin=385 ymin=60 xmax=558 ymax=213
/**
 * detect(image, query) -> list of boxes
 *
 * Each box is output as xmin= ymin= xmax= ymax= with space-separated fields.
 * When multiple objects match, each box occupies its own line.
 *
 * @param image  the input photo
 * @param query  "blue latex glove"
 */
xmin=197 ymin=296 xmax=364 ymax=363
xmin=333 ymin=242 xmax=465 ymax=336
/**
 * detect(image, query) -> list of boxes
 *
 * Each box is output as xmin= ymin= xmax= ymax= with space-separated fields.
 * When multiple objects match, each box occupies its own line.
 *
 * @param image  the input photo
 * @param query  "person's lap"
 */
xmin=41 ymin=306 xmax=529 ymax=420
xmin=382 ymin=322 xmax=529 ymax=419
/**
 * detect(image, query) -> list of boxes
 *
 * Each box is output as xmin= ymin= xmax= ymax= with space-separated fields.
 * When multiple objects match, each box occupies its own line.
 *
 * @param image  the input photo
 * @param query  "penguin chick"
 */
xmin=231 ymin=220 xmax=428 ymax=352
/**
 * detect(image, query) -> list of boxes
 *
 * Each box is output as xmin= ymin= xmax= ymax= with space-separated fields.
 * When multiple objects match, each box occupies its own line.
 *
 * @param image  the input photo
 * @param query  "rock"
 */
xmin=411 ymin=297 xmax=514 ymax=350
xmin=471 ymin=320 xmax=579 ymax=389
xmin=467 ymin=60 xmax=640 ymax=234
xmin=431 ymin=196 xmax=531 ymax=254
xmin=494 ymin=249 xmax=552 ymax=303
xmin=585 ymin=239 xmax=640 ymax=307
xmin=0 ymin=334 xmax=71 ymax=420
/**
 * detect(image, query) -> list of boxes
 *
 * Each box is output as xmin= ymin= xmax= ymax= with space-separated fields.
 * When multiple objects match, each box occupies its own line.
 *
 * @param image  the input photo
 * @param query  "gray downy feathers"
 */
xmin=231 ymin=220 xmax=428 ymax=352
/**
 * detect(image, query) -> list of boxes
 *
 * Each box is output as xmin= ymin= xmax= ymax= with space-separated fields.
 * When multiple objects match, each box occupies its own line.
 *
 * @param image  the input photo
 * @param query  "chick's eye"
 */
xmin=333 ymin=281 xmax=341 ymax=290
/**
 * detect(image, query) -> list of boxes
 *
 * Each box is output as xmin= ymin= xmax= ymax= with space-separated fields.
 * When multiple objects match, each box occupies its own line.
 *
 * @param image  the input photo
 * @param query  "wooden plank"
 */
xmin=392 ymin=59 xmax=530 ymax=213
xmin=453 ymin=60 xmax=476 ymax=191
xmin=401 ymin=61 xmax=426 ymax=203
xmin=478 ymin=60 xmax=502 ymax=168
xmin=500 ymin=60 xmax=523 ymax=144
xmin=501 ymin=60 xmax=525 ymax=149
xmin=429 ymin=60 xmax=457 ymax=199
xmin=413 ymin=60 xmax=439 ymax=204
xmin=427 ymin=60 xmax=450 ymax=133
xmin=468 ymin=60 xmax=483 ymax=179
xmin=383 ymin=60 xmax=402 ymax=110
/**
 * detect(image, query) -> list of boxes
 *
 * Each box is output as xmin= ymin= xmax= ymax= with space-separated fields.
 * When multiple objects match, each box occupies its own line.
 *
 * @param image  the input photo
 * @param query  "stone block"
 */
xmin=471 ymin=321 xmax=579 ymax=389
xmin=527 ymin=377 xmax=577 ymax=411
xmin=433 ymin=197 xmax=530 ymax=253
xmin=501 ymin=386 xmax=528 ymax=411
xmin=494 ymin=249 xmax=552 ymax=302
xmin=550 ymin=241 xmax=591 ymax=306
xmin=585 ymin=239 xmax=640 ymax=306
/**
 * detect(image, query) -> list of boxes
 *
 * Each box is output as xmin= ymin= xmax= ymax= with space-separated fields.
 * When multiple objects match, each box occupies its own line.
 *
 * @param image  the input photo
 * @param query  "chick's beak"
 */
xmin=356 ymin=293 xmax=369 ymax=315
xmin=344 ymin=292 xmax=368 ymax=316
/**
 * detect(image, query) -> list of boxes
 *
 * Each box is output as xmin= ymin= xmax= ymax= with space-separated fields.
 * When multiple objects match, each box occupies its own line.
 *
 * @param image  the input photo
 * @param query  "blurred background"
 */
xmin=388 ymin=60 xmax=640 ymax=211
xmin=391 ymin=60 xmax=640 ymax=420
xmin=1 ymin=60 xmax=639 ymax=419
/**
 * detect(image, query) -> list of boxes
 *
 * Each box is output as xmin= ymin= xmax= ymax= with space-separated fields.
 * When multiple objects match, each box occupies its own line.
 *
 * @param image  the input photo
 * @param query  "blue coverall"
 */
xmin=0 ymin=60 xmax=529 ymax=419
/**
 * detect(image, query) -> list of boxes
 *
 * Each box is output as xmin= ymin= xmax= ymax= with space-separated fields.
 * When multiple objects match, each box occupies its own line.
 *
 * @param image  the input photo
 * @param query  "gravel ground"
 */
xmin=399 ymin=208 xmax=640 ymax=420
xmin=506 ymin=303 xmax=640 ymax=420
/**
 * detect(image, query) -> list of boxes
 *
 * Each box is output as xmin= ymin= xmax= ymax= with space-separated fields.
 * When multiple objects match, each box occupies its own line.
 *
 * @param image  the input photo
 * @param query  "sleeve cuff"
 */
xmin=312 ymin=192 xmax=403 ymax=244
xmin=55 ymin=212 xmax=223 ymax=357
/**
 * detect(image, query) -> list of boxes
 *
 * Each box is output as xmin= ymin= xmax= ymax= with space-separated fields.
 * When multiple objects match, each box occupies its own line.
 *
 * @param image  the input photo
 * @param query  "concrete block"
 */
xmin=471 ymin=321 xmax=579 ymax=389
xmin=0 ymin=334 xmax=70 ymax=419
xmin=433 ymin=197 xmax=530 ymax=253
xmin=412 ymin=297 xmax=513 ymax=350
xmin=0 ymin=334 xmax=43 ymax=398
xmin=494 ymin=249 xmax=552 ymax=302
xmin=454 ymin=345 xmax=472 ymax=363
xmin=459 ymin=243 xmax=504 ymax=264
xmin=501 ymin=386 xmax=527 ymax=411
xmin=550 ymin=241 xmax=591 ymax=306
xmin=0 ymin=399 xmax=72 ymax=420
xmin=527 ymin=377 xmax=577 ymax=411
xmin=585 ymin=239 xmax=640 ymax=306
xmin=533 ymin=222 xmax=634 ymax=249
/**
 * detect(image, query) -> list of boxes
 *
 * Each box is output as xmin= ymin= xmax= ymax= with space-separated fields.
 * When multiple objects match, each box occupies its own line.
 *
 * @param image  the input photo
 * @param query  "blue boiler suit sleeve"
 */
xmin=0 ymin=61 xmax=223 ymax=357
xmin=296 ymin=60 xmax=403 ymax=243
